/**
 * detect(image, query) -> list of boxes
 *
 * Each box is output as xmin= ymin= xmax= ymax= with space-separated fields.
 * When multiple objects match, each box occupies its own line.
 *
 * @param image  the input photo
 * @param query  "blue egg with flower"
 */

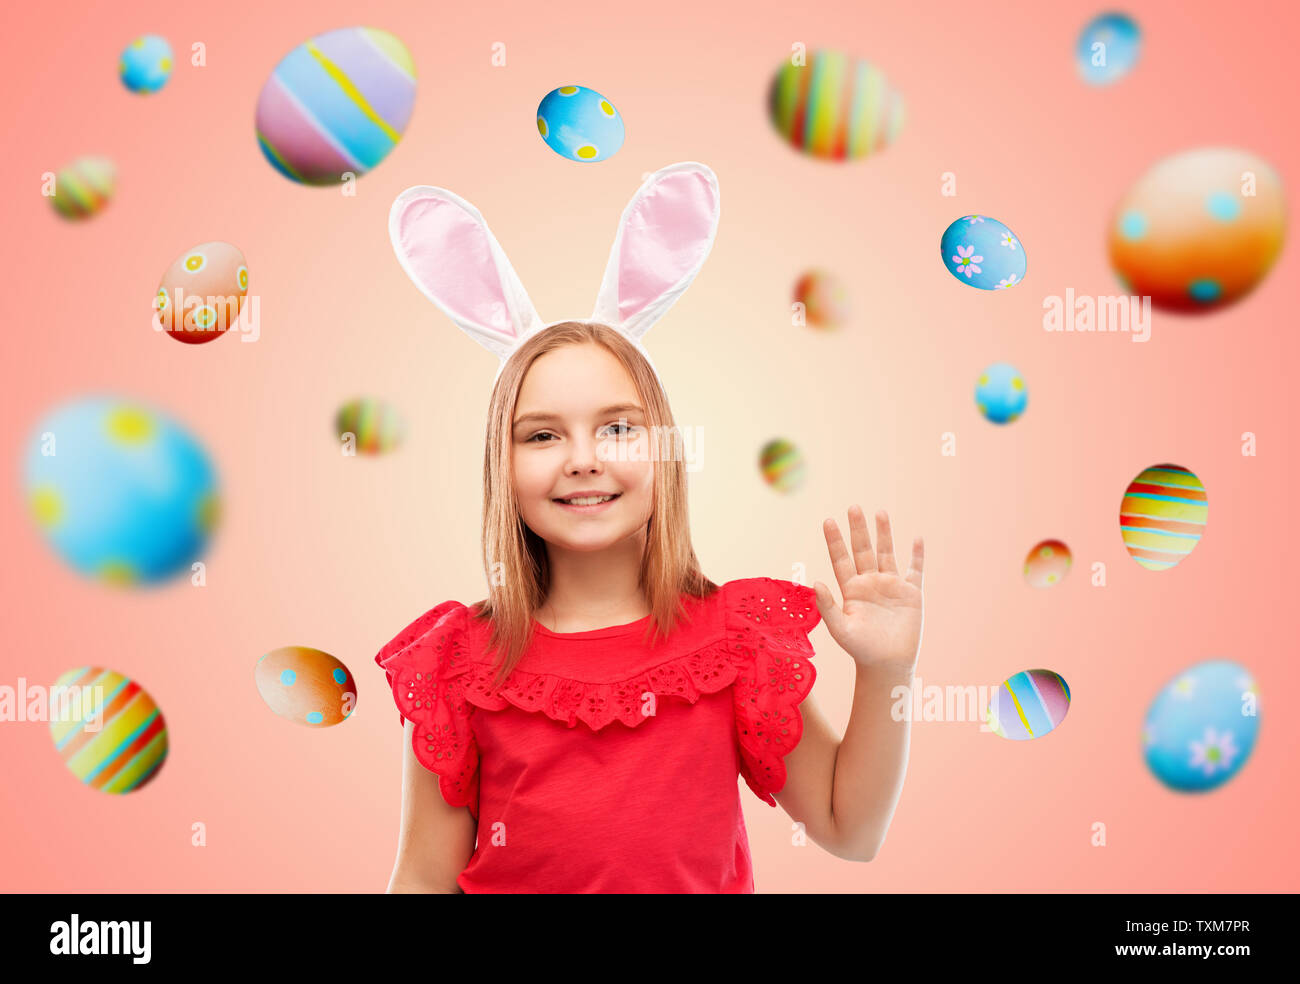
xmin=940 ymin=215 xmax=1026 ymax=291
xmin=536 ymin=85 xmax=624 ymax=162
xmin=119 ymin=35 xmax=174 ymax=94
xmin=974 ymin=362 xmax=1027 ymax=424
xmin=1143 ymin=660 xmax=1259 ymax=793
xmin=1076 ymin=13 xmax=1141 ymax=86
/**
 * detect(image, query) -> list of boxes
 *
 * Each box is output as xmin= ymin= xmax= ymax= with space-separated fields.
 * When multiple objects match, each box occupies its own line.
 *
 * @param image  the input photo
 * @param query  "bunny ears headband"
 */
xmin=388 ymin=161 xmax=721 ymax=386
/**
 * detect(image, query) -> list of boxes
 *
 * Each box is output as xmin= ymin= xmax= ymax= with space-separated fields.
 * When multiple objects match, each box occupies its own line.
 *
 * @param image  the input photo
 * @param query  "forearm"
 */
xmin=830 ymin=662 xmax=915 ymax=861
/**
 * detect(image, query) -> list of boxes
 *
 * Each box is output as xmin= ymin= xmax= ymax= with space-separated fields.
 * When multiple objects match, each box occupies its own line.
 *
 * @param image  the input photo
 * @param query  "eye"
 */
xmin=525 ymin=431 xmax=556 ymax=443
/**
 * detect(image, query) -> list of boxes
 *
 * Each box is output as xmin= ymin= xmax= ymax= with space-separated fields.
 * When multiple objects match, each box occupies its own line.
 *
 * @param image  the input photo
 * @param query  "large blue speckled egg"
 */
xmin=536 ymin=85 xmax=624 ymax=162
xmin=23 ymin=397 xmax=220 ymax=586
xmin=1076 ymin=13 xmax=1141 ymax=86
xmin=941 ymin=215 xmax=1027 ymax=291
xmin=1143 ymin=660 xmax=1259 ymax=793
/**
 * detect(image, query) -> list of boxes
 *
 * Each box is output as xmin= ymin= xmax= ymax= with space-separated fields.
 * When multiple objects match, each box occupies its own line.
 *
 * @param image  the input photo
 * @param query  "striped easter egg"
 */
xmin=986 ymin=669 xmax=1071 ymax=741
xmin=334 ymin=398 xmax=404 ymax=455
xmin=767 ymin=49 xmax=904 ymax=161
xmin=48 ymin=667 xmax=168 ymax=793
xmin=255 ymin=27 xmax=416 ymax=186
xmin=49 ymin=156 xmax=116 ymax=220
xmin=256 ymin=647 xmax=356 ymax=727
xmin=1120 ymin=464 xmax=1207 ymax=570
xmin=759 ymin=438 xmax=806 ymax=493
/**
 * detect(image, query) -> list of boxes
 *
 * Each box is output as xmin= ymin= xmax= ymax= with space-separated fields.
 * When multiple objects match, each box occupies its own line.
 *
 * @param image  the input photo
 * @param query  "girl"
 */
xmin=376 ymin=163 xmax=925 ymax=893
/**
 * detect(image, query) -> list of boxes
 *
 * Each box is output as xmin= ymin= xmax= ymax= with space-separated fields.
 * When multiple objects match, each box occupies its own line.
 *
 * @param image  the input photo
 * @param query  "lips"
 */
xmin=552 ymin=493 xmax=621 ymax=509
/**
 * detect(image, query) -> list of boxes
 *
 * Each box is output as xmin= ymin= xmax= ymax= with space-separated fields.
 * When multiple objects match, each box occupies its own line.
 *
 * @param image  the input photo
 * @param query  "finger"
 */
xmin=849 ymin=504 xmax=876 ymax=574
xmin=822 ymin=518 xmax=856 ymax=595
xmin=876 ymin=510 xmax=898 ymax=574
xmin=905 ymin=537 xmax=925 ymax=588
xmin=812 ymin=581 xmax=845 ymax=638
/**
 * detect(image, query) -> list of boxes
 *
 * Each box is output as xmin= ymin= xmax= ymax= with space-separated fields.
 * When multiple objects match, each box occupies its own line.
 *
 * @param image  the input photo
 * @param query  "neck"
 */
xmin=541 ymin=528 xmax=650 ymax=629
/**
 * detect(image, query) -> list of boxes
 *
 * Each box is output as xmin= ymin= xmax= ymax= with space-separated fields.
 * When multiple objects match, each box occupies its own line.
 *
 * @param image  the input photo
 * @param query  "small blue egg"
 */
xmin=975 ymin=362 xmax=1027 ymax=424
xmin=940 ymin=216 xmax=1027 ymax=291
xmin=1143 ymin=660 xmax=1259 ymax=792
xmin=536 ymin=85 xmax=624 ymax=163
xmin=1076 ymin=13 xmax=1141 ymax=86
xmin=120 ymin=35 xmax=174 ymax=94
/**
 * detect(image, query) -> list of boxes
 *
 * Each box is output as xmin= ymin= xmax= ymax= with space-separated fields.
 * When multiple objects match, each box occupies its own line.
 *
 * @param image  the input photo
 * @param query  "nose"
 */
xmin=565 ymin=433 xmax=604 ymax=476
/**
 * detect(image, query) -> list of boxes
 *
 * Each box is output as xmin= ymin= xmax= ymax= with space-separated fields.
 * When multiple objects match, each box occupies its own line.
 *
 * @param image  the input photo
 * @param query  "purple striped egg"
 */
xmin=255 ymin=27 xmax=416 ymax=186
xmin=986 ymin=669 xmax=1071 ymax=740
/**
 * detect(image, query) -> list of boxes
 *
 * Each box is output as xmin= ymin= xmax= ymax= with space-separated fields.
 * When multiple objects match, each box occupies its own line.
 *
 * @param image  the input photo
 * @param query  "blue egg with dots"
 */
xmin=940 ymin=215 xmax=1027 ymax=291
xmin=975 ymin=362 xmax=1027 ymax=424
xmin=1076 ymin=13 xmax=1141 ymax=86
xmin=1144 ymin=660 xmax=1260 ymax=792
xmin=119 ymin=35 xmax=174 ymax=94
xmin=536 ymin=85 xmax=625 ymax=162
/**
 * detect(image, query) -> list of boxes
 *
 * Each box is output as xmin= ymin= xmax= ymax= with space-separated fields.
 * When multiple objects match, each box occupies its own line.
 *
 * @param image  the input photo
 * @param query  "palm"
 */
xmin=814 ymin=507 xmax=924 ymax=670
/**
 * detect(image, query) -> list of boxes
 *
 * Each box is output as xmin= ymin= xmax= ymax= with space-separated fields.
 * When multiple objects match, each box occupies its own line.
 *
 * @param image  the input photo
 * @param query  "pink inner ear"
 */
xmin=617 ymin=171 xmax=716 ymax=323
xmin=397 ymin=195 xmax=515 ymax=339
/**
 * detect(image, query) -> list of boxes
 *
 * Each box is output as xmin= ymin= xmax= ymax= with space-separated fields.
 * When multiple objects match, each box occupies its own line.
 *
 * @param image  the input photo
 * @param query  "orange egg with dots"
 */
xmin=154 ymin=241 xmax=248 ymax=344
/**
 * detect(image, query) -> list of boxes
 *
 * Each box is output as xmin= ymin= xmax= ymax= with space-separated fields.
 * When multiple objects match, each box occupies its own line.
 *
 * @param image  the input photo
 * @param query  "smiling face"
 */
xmin=510 ymin=342 xmax=655 ymax=552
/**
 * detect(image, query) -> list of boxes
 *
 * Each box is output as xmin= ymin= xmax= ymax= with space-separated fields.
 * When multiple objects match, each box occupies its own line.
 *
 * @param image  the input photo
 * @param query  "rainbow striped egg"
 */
xmin=986 ymin=669 xmax=1071 ymax=740
xmin=49 ymin=156 xmax=116 ymax=220
xmin=767 ymin=49 xmax=904 ymax=161
xmin=48 ymin=667 xmax=168 ymax=793
xmin=759 ymin=438 xmax=807 ymax=493
xmin=1120 ymin=464 xmax=1207 ymax=570
xmin=256 ymin=647 xmax=356 ymax=727
xmin=334 ymin=398 xmax=404 ymax=455
xmin=255 ymin=27 xmax=416 ymax=186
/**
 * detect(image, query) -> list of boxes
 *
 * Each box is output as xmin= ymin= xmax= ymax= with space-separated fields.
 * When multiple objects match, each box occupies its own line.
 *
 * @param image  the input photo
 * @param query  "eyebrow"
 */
xmin=512 ymin=403 xmax=646 ymax=429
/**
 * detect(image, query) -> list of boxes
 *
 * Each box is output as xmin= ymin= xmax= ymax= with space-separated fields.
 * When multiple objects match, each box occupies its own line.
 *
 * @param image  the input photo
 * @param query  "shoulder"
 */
xmin=712 ymin=577 xmax=820 ymax=632
xmin=374 ymin=599 xmax=477 ymax=665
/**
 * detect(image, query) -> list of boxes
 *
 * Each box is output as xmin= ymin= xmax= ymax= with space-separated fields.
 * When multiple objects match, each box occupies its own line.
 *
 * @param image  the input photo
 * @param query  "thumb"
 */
xmin=812 ymin=581 xmax=842 ymax=632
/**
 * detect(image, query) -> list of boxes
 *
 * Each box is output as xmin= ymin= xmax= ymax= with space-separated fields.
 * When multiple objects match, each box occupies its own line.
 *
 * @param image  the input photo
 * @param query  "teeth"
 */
xmin=559 ymin=495 xmax=616 ymax=505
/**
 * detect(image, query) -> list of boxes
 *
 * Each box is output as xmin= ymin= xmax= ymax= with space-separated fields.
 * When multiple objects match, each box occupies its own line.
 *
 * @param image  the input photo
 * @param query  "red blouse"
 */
xmin=374 ymin=577 xmax=821 ymax=894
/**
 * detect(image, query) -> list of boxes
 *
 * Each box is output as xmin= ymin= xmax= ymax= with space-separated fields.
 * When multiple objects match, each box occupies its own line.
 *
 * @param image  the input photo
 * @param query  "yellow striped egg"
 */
xmin=1119 ymin=464 xmax=1207 ymax=570
xmin=48 ymin=667 xmax=168 ymax=793
xmin=49 ymin=156 xmax=116 ymax=220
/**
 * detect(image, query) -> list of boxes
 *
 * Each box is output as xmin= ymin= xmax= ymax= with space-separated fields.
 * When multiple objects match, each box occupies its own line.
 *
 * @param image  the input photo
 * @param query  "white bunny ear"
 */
xmin=591 ymin=161 xmax=720 ymax=340
xmin=389 ymin=185 xmax=545 ymax=361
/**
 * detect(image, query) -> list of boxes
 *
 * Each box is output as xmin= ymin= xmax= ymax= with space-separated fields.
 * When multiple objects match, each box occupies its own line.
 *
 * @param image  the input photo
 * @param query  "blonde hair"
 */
xmin=470 ymin=321 xmax=718 ymax=690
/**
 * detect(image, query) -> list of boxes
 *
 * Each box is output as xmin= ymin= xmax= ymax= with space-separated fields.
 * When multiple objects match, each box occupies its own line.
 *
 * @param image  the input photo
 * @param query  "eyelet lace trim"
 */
xmin=375 ymin=579 xmax=821 ymax=819
xmin=725 ymin=578 xmax=821 ymax=807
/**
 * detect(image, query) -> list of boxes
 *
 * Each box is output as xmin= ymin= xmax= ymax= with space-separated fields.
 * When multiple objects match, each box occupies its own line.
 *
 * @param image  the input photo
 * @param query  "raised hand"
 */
xmin=813 ymin=506 xmax=924 ymax=672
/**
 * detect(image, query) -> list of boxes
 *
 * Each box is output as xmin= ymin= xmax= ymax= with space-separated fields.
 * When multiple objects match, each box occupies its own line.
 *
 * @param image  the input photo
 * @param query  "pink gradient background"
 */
xmin=2 ymin=0 xmax=1297 ymax=893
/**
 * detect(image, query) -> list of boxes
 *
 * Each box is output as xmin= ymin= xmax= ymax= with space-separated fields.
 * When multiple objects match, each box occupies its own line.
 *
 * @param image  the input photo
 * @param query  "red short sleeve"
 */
xmin=374 ymin=600 xmax=479 ymax=819
xmin=723 ymin=577 xmax=821 ymax=806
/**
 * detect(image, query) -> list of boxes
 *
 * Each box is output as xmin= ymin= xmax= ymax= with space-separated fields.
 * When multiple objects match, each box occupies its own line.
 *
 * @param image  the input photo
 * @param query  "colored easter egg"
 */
xmin=23 ymin=397 xmax=220 ymax=585
xmin=49 ymin=156 xmax=116 ymax=220
xmin=48 ymin=667 xmax=168 ymax=793
xmin=119 ymin=34 xmax=173 ymax=93
xmin=256 ymin=647 xmax=356 ymax=727
xmin=767 ymin=50 xmax=903 ymax=160
xmin=941 ymin=215 xmax=1026 ymax=290
xmin=1120 ymin=464 xmax=1206 ymax=571
xmin=975 ymin=362 xmax=1027 ymax=424
xmin=986 ymin=669 xmax=1071 ymax=741
xmin=1144 ymin=660 xmax=1258 ymax=792
xmin=759 ymin=439 xmax=806 ymax=493
xmin=793 ymin=270 xmax=849 ymax=329
xmin=155 ymin=241 xmax=248 ymax=344
xmin=536 ymin=85 xmax=624 ymax=162
xmin=1076 ymin=13 xmax=1141 ymax=85
xmin=335 ymin=398 xmax=405 ymax=454
xmin=255 ymin=27 xmax=416 ymax=185
xmin=1024 ymin=539 xmax=1071 ymax=587
xmin=1108 ymin=148 xmax=1286 ymax=312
